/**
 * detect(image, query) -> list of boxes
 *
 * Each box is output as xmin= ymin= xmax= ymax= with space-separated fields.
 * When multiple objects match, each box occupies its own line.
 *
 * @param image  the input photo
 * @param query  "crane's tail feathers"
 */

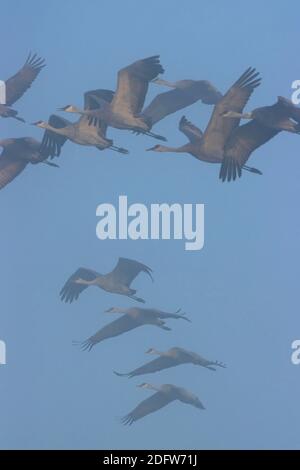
xmin=242 ymin=165 xmax=263 ymax=175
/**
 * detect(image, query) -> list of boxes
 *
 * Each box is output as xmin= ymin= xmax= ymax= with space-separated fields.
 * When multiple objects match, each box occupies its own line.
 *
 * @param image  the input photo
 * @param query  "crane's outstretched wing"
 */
xmin=115 ymin=355 xmax=178 ymax=378
xmin=143 ymin=80 xmax=222 ymax=126
xmin=77 ymin=315 xmax=140 ymax=351
xmin=40 ymin=115 xmax=70 ymax=158
xmin=121 ymin=392 xmax=173 ymax=425
xmin=0 ymin=150 xmax=28 ymax=190
xmin=219 ymin=120 xmax=279 ymax=182
xmin=111 ymin=56 xmax=164 ymax=117
xmin=277 ymin=96 xmax=300 ymax=123
xmin=114 ymin=356 xmax=180 ymax=379
xmin=83 ymin=89 xmax=114 ymax=134
xmin=0 ymin=104 xmax=22 ymax=120
xmin=60 ymin=267 xmax=100 ymax=303
xmin=178 ymin=116 xmax=203 ymax=143
xmin=84 ymin=89 xmax=115 ymax=110
xmin=203 ymin=68 xmax=261 ymax=152
xmin=109 ymin=257 xmax=153 ymax=286
xmin=5 ymin=53 xmax=45 ymax=106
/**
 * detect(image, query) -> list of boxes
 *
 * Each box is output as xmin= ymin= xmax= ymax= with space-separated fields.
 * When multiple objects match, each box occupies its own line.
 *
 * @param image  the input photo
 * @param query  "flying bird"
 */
xmin=0 ymin=53 xmax=45 ymax=122
xmin=60 ymin=257 xmax=153 ymax=304
xmin=32 ymin=90 xmax=128 ymax=156
xmin=60 ymin=58 xmax=223 ymax=142
xmin=0 ymin=137 xmax=59 ymax=191
xmin=221 ymin=96 xmax=300 ymax=133
xmin=148 ymin=67 xmax=265 ymax=181
xmin=74 ymin=307 xmax=189 ymax=351
xmin=142 ymin=77 xmax=222 ymax=125
xmin=114 ymin=346 xmax=225 ymax=378
xmin=219 ymin=96 xmax=300 ymax=182
xmin=59 ymin=56 xmax=167 ymax=141
xmin=122 ymin=383 xmax=205 ymax=425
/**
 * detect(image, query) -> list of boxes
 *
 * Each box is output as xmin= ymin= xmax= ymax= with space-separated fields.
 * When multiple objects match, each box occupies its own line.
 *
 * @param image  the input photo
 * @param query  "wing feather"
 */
xmin=0 ymin=150 xmax=27 ymax=190
xmin=178 ymin=116 xmax=203 ymax=143
xmin=115 ymin=355 xmax=178 ymax=378
xmin=109 ymin=257 xmax=153 ymax=286
xmin=84 ymin=89 xmax=114 ymax=110
xmin=40 ymin=115 xmax=69 ymax=158
xmin=143 ymin=80 xmax=222 ymax=125
xmin=219 ymin=120 xmax=279 ymax=182
xmin=78 ymin=315 xmax=139 ymax=351
xmin=111 ymin=56 xmax=164 ymax=116
xmin=122 ymin=392 xmax=173 ymax=425
xmin=5 ymin=53 xmax=45 ymax=106
xmin=203 ymin=68 xmax=261 ymax=153
xmin=60 ymin=267 xmax=100 ymax=303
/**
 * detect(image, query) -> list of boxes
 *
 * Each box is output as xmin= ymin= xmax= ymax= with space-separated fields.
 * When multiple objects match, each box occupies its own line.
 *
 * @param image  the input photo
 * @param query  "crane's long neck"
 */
xmin=107 ymin=307 xmax=129 ymax=314
xmin=43 ymin=123 xmax=68 ymax=136
xmin=74 ymin=277 xmax=99 ymax=286
xmin=153 ymin=78 xmax=176 ymax=88
xmin=142 ymin=383 xmax=161 ymax=392
xmin=0 ymin=138 xmax=14 ymax=147
xmin=157 ymin=144 xmax=190 ymax=153
xmin=147 ymin=348 xmax=163 ymax=356
xmin=227 ymin=111 xmax=253 ymax=120
xmin=239 ymin=112 xmax=253 ymax=119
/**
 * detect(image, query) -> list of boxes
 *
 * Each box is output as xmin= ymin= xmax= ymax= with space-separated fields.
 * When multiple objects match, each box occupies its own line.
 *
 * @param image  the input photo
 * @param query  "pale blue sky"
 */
xmin=0 ymin=0 xmax=300 ymax=450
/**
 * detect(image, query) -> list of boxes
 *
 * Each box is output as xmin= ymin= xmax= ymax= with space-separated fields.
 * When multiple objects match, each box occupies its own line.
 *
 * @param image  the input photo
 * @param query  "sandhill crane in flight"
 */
xmin=0 ymin=137 xmax=58 ymax=191
xmin=114 ymin=346 xmax=225 ymax=378
xmin=148 ymin=67 xmax=268 ymax=180
xmin=222 ymin=96 xmax=300 ymax=133
xmin=0 ymin=53 xmax=45 ymax=122
xmin=122 ymin=383 xmax=205 ymax=425
xmin=144 ymin=77 xmax=222 ymax=123
xmin=60 ymin=57 xmax=222 ymax=142
xmin=32 ymin=90 xmax=128 ymax=156
xmin=60 ymin=257 xmax=153 ymax=304
xmin=218 ymin=96 xmax=300 ymax=181
xmin=74 ymin=307 xmax=190 ymax=351
xmin=60 ymin=56 xmax=166 ymax=141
